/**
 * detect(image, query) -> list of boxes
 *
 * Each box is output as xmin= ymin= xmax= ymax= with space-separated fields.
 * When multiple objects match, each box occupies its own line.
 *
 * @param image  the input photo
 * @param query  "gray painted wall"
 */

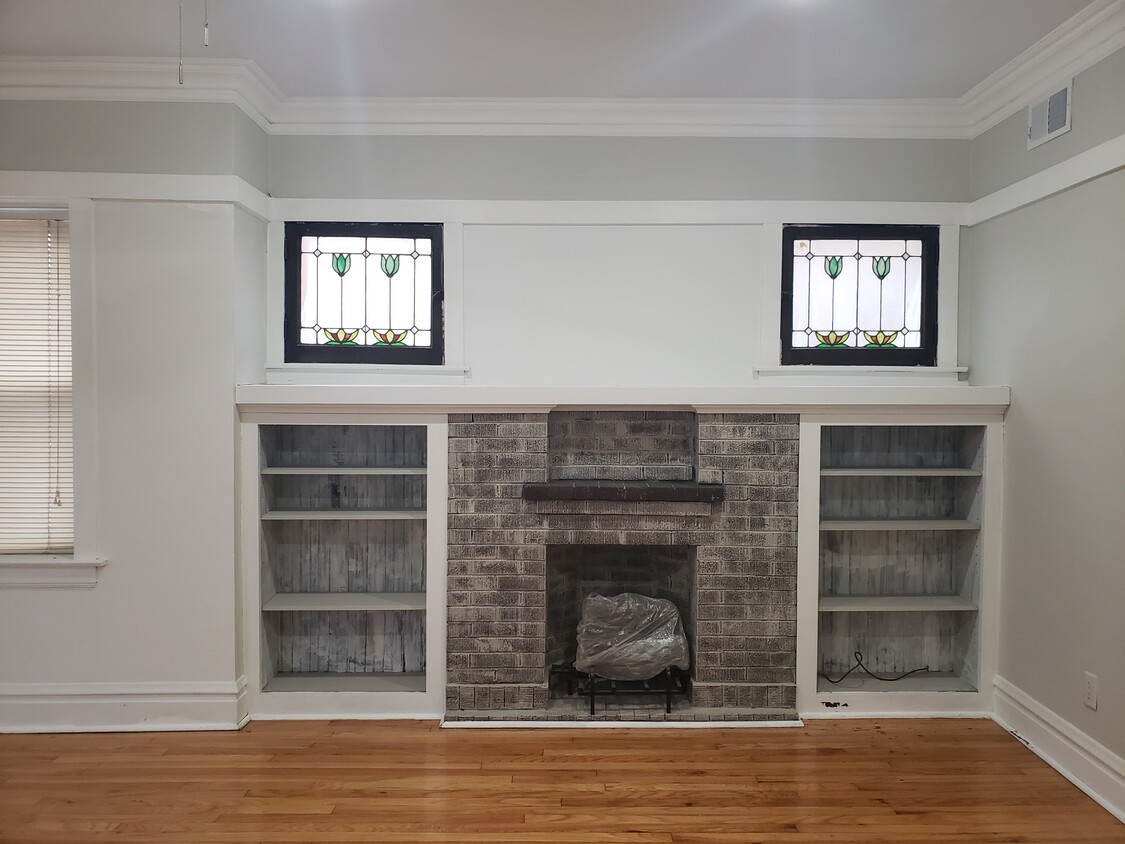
xmin=233 ymin=109 xmax=270 ymax=192
xmin=0 ymin=101 xmax=269 ymax=192
xmin=969 ymin=48 xmax=1125 ymax=198
xmin=965 ymin=170 xmax=1125 ymax=756
xmin=0 ymin=100 xmax=967 ymax=201
xmin=268 ymin=135 xmax=969 ymax=201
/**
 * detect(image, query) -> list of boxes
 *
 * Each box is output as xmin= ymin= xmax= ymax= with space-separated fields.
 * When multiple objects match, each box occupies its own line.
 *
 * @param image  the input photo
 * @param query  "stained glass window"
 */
xmin=284 ymin=222 xmax=444 ymax=365
xmin=781 ymin=225 xmax=938 ymax=366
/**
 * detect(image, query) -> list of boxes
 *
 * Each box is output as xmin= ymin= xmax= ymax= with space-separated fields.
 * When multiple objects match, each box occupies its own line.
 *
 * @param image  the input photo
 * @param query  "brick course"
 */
xmin=446 ymin=411 xmax=799 ymax=720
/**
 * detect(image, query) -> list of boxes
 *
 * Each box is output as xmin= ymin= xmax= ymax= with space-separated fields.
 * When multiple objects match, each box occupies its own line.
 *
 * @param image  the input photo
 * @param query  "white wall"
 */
xmin=463 ymin=224 xmax=761 ymax=385
xmin=965 ymin=170 xmax=1125 ymax=757
xmin=0 ymin=200 xmax=243 ymax=729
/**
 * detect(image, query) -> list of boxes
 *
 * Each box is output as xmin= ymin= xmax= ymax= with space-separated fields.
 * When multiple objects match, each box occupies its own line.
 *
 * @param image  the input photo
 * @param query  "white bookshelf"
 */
xmin=242 ymin=421 xmax=448 ymax=719
xmin=800 ymin=422 xmax=1000 ymax=716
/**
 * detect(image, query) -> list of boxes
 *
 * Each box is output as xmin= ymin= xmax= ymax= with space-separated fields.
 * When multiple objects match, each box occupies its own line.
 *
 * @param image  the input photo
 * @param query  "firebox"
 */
xmin=546 ymin=544 xmax=696 ymax=698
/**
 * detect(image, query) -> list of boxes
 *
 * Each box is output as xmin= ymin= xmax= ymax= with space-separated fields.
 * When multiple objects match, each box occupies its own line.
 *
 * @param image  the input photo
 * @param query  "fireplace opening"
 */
xmin=546 ymin=545 xmax=696 ymax=702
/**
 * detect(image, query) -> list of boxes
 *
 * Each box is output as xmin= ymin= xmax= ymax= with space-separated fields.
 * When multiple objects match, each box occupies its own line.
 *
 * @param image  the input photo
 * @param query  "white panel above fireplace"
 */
xmin=463 ymin=224 xmax=760 ymax=388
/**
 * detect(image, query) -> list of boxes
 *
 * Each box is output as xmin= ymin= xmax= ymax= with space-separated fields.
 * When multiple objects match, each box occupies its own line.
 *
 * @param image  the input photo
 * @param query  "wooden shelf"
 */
xmin=819 ymin=595 xmax=978 ymax=613
xmin=820 ymin=519 xmax=979 ymax=531
xmin=817 ymin=672 xmax=976 ymax=694
xmin=263 ymin=592 xmax=426 ymax=612
xmin=262 ymin=467 xmax=427 ymax=475
xmin=262 ymin=509 xmax=427 ymax=521
xmin=820 ymin=468 xmax=980 ymax=477
xmin=263 ymin=672 xmax=426 ymax=694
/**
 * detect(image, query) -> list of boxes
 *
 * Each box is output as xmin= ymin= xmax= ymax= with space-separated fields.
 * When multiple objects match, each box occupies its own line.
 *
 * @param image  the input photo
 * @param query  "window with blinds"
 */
xmin=0 ymin=219 xmax=73 ymax=553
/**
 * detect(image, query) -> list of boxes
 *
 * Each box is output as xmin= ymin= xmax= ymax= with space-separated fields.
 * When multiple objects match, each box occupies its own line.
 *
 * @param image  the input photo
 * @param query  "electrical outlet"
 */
xmin=1084 ymin=672 xmax=1098 ymax=710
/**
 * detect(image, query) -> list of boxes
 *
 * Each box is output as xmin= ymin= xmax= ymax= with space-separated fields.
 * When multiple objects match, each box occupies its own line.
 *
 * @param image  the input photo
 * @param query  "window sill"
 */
xmin=755 ymin=366 xmax=967 ymax=380
xmin=265 ymin=364 xmax=470 ymax=386
xmin=0 ymin=556 xmax=108 ymax=589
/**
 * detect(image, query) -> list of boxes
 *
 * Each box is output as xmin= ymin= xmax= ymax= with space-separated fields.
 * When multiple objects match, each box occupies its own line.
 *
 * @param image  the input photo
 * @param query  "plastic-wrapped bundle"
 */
xmin=574 ymin=592 xmax=690 ymax=680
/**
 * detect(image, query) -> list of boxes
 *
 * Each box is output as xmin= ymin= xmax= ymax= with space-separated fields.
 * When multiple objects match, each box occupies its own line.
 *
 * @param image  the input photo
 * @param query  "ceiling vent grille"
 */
xmin=1028 ymin=82 xmax=1071 ymax=149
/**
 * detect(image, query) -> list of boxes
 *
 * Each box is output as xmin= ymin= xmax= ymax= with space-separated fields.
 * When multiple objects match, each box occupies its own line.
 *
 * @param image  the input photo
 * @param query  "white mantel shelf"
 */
xmin=235 ymin=384 xmax=1010 ymax=416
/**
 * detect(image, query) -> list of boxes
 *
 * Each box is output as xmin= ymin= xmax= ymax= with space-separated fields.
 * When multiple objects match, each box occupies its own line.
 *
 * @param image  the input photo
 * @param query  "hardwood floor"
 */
xmin=1 ymin=719 xmax=1121 ymax=843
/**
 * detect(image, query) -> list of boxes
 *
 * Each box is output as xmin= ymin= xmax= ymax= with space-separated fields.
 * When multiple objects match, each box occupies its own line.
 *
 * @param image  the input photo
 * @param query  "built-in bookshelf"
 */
xmin=817 ymin=425 xmax=985 ymax=695
xmin=258 ymin=424 xmax=429 ymax=694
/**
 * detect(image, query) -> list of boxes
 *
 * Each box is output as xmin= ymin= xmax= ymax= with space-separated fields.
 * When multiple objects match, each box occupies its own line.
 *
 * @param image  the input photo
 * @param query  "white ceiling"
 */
xmin=0 ymin=0 xmax=1096 ymax=100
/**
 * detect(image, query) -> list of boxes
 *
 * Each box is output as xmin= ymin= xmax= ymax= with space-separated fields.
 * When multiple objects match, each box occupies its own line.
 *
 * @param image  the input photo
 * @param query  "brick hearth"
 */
xmin=445 ymin=411 xmax=799 ymax=721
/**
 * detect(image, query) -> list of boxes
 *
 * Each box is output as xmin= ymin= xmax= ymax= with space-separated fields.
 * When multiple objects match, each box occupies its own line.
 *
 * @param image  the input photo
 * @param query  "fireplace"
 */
xmin=546 ymin=544 xmax=697 ymax=691
xmin=446 ymin=410 xmax=799 ymax=721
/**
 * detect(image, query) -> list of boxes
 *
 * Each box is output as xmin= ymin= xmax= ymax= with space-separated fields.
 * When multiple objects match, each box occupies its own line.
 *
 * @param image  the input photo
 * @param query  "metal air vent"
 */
xmin=1028 ymin=82 xmax=1071 ymax=149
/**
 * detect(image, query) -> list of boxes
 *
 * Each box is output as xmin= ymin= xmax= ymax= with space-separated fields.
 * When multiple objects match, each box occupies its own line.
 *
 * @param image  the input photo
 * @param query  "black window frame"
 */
xmin=284 ymin=221 xmax=445 ymax=365
xmin=780 ymin=224 xmax=939 ymax=367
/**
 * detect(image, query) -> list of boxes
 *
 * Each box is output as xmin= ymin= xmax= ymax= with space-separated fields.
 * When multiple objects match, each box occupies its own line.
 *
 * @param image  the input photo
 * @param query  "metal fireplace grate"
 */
xmin=550 ymin=662 xmax=691 ymax=715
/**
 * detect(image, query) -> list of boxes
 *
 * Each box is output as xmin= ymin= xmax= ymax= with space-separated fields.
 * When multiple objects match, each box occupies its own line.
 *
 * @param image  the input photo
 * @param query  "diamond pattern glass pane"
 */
xmin=298 ymin=236 xmax=434 ymax=348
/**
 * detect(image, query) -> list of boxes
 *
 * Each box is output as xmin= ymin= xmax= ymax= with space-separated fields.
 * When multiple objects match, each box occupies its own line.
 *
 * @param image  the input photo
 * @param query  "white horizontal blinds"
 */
xmin=0 ymin=219 xmax=73 ymax=553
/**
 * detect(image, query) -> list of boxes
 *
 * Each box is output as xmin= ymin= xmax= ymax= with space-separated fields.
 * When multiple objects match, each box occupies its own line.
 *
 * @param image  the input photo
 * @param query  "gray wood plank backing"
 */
xmin=263 ymin=474 xmax=426 ymax=511
xmin=817 ymin=611 xmax=977 ymax=684
xmin=819 ymin=530 xmax=976 ymax=598
xmin=264 ymin=520 xmax=426 ymax=595
xmin=268 ymin=610 xmax=426 ymax=674
xmin=819 ymin=476 xmax=979 ymax=520
xmin=261 ymin=425 xmax=427 ymax=469
xmin=820 ymin=426 xmax=983 ymax=470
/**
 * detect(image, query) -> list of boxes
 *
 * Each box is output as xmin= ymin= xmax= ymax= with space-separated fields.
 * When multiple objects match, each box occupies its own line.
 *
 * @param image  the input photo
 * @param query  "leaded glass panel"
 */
xmin=781 ymin=225 xmax=938 ymax=366
xmin=284 ymin=222 xmax=444 ymax=365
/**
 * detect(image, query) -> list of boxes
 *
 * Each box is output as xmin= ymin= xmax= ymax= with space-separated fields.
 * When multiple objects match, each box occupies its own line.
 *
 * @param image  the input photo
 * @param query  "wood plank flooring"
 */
xmin=1 ymin=719 xmax=1121 ymax=843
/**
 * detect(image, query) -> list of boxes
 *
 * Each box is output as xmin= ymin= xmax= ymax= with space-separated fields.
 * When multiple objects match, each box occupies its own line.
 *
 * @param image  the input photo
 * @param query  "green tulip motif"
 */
xmin=381 ymin=254 xmax=400 ymax=278
xmin=872 ymin=256 xmax=892 ymax=280
xmin=331 ymin=254 xmax=351 ymax=277
xmin=824 ymin=256 xmax=844 ymax=280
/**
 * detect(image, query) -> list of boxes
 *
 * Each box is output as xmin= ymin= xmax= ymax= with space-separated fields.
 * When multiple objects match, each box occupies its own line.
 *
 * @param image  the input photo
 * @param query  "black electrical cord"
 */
xmin=818 ymin=650 xmax=932 ymax=685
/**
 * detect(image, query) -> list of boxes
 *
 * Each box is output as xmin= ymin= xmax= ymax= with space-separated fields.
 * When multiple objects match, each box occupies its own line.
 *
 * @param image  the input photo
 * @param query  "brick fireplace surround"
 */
xmin=446 ymin=411 xmax=800 ymax=722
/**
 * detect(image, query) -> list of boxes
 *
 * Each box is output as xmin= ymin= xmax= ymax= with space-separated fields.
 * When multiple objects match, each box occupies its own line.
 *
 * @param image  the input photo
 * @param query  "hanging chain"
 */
xmin=178 ymin=0 xmax=184 ymax=84
xmin=204 ymin=0 xmax=209 ymax=46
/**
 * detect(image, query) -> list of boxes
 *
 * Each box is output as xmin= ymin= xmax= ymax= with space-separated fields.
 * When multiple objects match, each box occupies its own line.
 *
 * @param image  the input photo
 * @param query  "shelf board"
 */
xmin=262 ymin=509 xmax=427 ymax=521
xmin=262 ymin=467 xmax=427 ymax=475
xmin=817 ymin=672 xmax=977 ymax=694
xmin=820 ymin=519 xmax=979 ymax=531
xmin=263 ymin=592 xmax=427 ymax=612
xmin=263 ymin=672 xmax=426 ymax=694
xmin=819 ymin=595 xmax=978 ymax=613
xmin=820 ymin=468 xmax=981 ymax=477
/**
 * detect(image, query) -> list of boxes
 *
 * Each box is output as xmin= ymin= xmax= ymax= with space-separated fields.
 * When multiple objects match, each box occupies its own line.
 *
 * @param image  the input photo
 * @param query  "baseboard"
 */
xmin=993 ymin=675 xmax=1125 ymax=823
xmin=800 ymin=710 xmax=992 ymax=720
xmin=0 ymin=680 xmax=244 ymax=733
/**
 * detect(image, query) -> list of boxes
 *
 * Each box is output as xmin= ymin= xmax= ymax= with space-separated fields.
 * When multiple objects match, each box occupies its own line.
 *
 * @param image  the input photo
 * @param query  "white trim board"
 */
xmin=966 ymin=134 xmax=1125 ymax=224
xmin=0 ymin=680 xmax=244 ymax=733
xmin=0 ymin=557 xmax=107 ymax=588
xmin=993 ymin=676 xmax=1125 ymax=823
xmin=0 ymin=2 xmax=1122 ymax=139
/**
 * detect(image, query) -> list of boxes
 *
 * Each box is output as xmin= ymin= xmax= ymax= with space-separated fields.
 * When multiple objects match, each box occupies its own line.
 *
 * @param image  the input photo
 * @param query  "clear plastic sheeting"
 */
xmin=574 ymin=593 xmax=690 ymax=680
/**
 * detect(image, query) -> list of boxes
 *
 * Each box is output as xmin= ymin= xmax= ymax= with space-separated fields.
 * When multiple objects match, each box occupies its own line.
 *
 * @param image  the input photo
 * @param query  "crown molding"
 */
xmin=961 ymin=0 xmax=1125 ymax=137
xmin=0 ymin=2 xmax=1121 ymax=139
xmin=0 ymin=57 xmax=282 ymax=131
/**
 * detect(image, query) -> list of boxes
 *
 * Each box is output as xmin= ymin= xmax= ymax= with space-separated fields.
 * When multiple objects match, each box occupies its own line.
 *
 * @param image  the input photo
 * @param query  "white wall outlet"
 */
xmin=1084 ymin=671 xmax=1098 ymax=710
